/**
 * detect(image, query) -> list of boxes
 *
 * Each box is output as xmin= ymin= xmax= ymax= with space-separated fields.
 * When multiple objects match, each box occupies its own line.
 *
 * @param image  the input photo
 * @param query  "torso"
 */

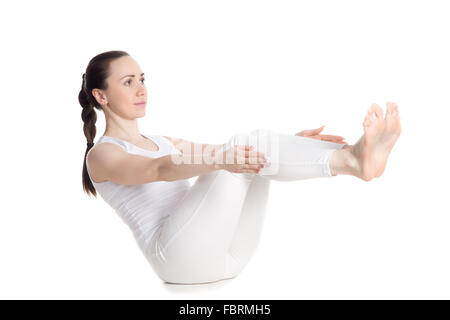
xmin=88 ymin=134 xmax=161 ymax=183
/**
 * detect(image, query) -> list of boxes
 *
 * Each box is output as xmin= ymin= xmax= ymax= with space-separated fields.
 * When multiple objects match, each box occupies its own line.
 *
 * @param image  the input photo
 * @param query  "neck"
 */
xmin=104 ymin=119 xmax=141 ymax=142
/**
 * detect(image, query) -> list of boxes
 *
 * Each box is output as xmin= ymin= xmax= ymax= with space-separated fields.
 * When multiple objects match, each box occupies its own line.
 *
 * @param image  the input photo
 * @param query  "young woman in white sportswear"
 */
xmin=79 ymin=51 xmax=402 ymax=285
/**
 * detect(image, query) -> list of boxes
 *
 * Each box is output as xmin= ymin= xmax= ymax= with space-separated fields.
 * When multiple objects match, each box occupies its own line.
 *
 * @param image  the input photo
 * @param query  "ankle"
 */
xmin=345 ymin=147 xmax=362 ymax=176
xmin=329 ymin=147 xmax=361 ymax=177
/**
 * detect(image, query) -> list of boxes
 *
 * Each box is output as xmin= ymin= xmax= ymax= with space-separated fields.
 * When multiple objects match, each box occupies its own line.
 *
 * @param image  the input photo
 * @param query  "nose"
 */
xmin=137 ymin=84 xmax=146 ymax=96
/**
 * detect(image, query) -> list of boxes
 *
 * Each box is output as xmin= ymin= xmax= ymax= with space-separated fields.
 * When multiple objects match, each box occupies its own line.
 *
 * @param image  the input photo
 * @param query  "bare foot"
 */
xmin=350 ymin=102 xmax=402 ymax=181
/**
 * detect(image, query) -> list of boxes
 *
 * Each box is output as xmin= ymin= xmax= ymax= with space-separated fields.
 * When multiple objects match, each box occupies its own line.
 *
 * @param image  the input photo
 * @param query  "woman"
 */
xmin=79 ymin=50 xmax=401 ymax=284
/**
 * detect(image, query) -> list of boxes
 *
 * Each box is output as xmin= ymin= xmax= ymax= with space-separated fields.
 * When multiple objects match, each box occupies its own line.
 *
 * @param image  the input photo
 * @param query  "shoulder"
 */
xmin=88 ymin=142 xmax=126 ymax=161
xmin=87 ymin=143 xmax=128 ymax=181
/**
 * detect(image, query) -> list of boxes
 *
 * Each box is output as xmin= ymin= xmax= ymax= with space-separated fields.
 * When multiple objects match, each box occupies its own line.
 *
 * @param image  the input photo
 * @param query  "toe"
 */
xmin=371 ymin=112 xmax=377 ymax=120
xmin=385 ymin=101 xmax=392 ymax=119
xmin=385 ymin=102 xmax=393 ymax=119
xmin=369 ymin=104 xmax=382 ymax=118
xmin=392 ymin=103 xmax=399 ymax=117
xmin=375 ymin=104 xmax=384 ymax=118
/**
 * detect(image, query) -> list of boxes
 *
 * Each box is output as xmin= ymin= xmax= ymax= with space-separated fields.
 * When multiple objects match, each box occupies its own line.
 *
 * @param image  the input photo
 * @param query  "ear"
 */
xmin=92 ymin=88 xmax=108 ymax=105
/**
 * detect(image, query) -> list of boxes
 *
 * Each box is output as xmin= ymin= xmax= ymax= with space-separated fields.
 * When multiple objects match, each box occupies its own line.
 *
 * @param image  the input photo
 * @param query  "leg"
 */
xmin=227 ymin=101 xmax=401 ymax=182
xmin=225 ymin=175 xmax=271 ymax=277
xmin=145 ymin=130 xmax=343 ymax=284
xmin=224 ymin=135 xmax=345 ymax=277
xmin=147 ymin=102 xmax=402 ymax=284
xmin=224 ymin=101 xmax=402 ymax=276
xmin=220 ymin=131 xmax=346 ymax=278
xmin=225 ymin=128 xmax=347 ymax=181
xmin=146 ymin=170 xmax=254 ymax=284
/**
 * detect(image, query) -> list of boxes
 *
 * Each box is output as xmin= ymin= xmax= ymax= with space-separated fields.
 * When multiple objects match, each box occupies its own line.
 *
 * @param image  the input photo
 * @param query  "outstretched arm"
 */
xmin=158 ymin=137 xmax=265 ymax=181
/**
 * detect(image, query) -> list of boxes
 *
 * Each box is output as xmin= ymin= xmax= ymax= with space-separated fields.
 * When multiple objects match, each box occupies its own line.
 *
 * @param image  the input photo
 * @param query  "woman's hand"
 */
xmin=295 ymin=125 xmax=348 ymax=144
xmin=215 ymin=145 xmax=267 ymax=174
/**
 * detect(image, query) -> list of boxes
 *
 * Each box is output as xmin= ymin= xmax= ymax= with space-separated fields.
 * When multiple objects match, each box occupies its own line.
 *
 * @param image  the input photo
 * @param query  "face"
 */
xmin=93 ymin=56 xmax=147 ymax=119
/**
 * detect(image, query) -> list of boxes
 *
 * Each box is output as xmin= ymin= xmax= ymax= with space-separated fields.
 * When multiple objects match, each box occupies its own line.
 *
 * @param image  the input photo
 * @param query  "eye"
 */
xmin=124 ymin=78 xmax=145 ymax=86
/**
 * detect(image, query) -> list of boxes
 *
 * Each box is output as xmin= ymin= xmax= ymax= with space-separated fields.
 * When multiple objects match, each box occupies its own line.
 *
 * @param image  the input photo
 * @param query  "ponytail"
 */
xmin=79 ymin=50 xmax=130 ymax=197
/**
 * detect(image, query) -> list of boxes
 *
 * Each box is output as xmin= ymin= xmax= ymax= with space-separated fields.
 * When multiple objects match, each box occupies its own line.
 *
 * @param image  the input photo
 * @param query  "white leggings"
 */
xmin=146 ymin=128 xmax=345 ymax=284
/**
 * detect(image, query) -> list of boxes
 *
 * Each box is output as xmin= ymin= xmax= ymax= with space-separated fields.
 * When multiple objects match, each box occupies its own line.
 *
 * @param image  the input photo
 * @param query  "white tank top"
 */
xmin=86 ymin=134 xmax=191 ymax=253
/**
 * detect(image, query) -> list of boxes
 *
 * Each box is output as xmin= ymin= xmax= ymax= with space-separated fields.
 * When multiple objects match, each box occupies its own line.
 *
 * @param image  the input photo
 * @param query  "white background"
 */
xmin=1 ymin=0 xmax=449 ymax=299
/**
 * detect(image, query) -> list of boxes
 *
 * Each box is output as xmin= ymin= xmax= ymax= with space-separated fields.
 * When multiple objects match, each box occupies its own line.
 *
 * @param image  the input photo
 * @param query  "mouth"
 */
xmin=134 ymin=102 xmax=147 ymax=106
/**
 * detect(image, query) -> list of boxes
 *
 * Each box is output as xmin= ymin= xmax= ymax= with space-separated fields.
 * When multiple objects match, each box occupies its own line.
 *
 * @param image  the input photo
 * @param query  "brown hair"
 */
xmin=79 ymin=50 xmax=130 ymax=197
